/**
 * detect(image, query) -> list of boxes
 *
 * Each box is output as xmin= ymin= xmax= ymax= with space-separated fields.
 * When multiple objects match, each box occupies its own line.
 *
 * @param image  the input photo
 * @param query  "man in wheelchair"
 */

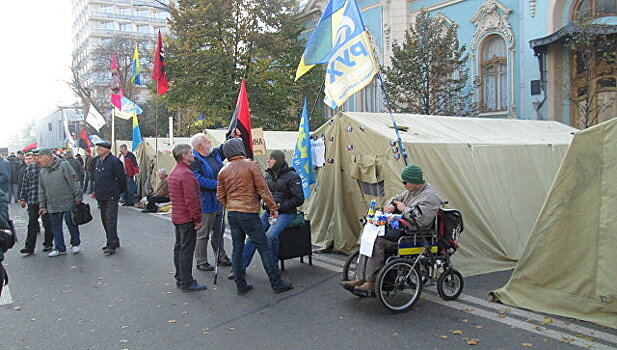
xmin=342 ymin=164 xmax=442 ymax=293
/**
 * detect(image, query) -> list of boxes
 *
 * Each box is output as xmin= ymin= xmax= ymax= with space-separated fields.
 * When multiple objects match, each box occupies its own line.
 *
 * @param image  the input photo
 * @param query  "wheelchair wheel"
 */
xmin=376 ymin=258 xmax=422 ymax=312
xmin=437 ymin=268 xmax=464 ymax=301
xmin=342 ymin=250 xmax=360 ymax=281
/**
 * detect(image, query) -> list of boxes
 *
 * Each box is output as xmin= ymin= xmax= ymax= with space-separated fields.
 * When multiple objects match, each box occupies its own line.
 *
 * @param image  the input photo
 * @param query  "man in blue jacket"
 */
xmin=190 ymin=133 xmax=231 ymax=271
xmin=93 ymin=141 xmax=127 ymax=256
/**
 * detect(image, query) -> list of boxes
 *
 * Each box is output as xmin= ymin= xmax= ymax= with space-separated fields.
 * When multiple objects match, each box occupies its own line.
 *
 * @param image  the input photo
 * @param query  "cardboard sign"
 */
xmin=251 ymin=128 xmax=267 ymax=156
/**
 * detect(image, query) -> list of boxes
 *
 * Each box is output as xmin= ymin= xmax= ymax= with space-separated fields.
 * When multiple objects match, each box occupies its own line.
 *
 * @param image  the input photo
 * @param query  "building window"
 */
xmin=100 ymin=6 xmax=114 ymax=13
xmin=120 ymin=23 xmax=133 ymax=32
xmin=137 ymin=25 xmax=151 ymax=33
xmin=136 ymin=9 xmax=150 ymax=17
xmin=155 ymin=11 xmax=168 ymax=19
xmin=479 ymin=35 xmax=507 ymax=113
xmin=101 ymin=22 xmax=115 ymax=30
xmin=119 ymin=7 xmax=132 ymax=15
xmin=573 ymin=0 xmax=617 ymax=18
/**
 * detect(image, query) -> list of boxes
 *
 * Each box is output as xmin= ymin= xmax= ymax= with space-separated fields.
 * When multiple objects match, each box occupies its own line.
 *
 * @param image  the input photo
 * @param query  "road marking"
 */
xmin=422 ymin=292 xmax=615 ymax=350
xmin=0 ymin=285 xmax=13 ymax=306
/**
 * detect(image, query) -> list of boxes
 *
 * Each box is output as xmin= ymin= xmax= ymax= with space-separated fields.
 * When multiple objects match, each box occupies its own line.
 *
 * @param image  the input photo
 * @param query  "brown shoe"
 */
xmin=354 ymin=281 xmax=375 ymax=293
xmin=341 ymin=280 xmax=365 ymax=288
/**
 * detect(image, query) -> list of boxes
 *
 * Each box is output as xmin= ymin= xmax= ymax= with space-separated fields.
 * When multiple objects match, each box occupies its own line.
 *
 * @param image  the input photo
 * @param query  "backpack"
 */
xmin=71 ymin=202 xmax=93 ymax=226
xmin=437 ymin=209 xmax=463 ymax=254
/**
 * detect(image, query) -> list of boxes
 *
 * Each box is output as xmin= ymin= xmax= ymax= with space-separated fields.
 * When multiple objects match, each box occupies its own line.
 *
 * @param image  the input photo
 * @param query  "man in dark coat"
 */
xmin=94 ymin=141 xmax=127 ymax=256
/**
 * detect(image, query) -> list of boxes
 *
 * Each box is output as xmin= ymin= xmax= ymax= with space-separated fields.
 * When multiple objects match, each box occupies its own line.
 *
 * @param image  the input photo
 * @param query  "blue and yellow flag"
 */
xmin=130 ymin=45 xmax=142 ymax=85
xmin=132 ymin=112 xmax=142 ymax=152
xmin=291 ymin=99 xmax=315 ymax=199
xmin=295 ymin=0 xmax=365 ymax=80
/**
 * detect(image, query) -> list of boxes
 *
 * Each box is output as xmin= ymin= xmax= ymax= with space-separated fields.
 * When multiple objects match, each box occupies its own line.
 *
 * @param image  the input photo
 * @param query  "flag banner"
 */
xmin=291 ymin=99 xmax=315 ymax=199
xmin=22 ymin=142 xmax=37 ymax=153
xmin=63 ymin=116 xmax=76 ymax=149
xmin=130 ymin=45 xmax=142 ymax=85
xmin=132 ymin=113 xmax=143 ymax=151
xmin=79 ymin=129 xmax=91 ymax=153
xmin=113 ymin=97 xmax=143 ymax=120
xmin=226 ymin=79 xmax=254 ymax=159
xmin=89 ymin=135 xmax=105 ymax=145
xmin=324 ymin=31 xmax=377 ymax=108
xmin=295 ymin=0 xmax=365 ymax=80
xmin=86 ymin=106 xmax=106 ymax=131
xmin=191 ymin=115 xmax=205 ymax=127
xmin=110 ymin=53 xmax=123 ymax=110
xmin=152 ymin=31 xmax=169 ymax=94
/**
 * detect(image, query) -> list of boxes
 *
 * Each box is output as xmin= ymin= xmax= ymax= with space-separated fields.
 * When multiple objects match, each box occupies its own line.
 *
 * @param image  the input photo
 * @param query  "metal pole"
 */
xmin=155 ymin=84 xmax=159 ymax=171
xmin=376 ymin=71 xmax=408 ymax=166
xmin=309 ymin=84 xmax=325 ymax=120
xmin=168 ymin=116 xmax=173 ymax=147
xmin=111 ymin=109 xmax=116 ymax=153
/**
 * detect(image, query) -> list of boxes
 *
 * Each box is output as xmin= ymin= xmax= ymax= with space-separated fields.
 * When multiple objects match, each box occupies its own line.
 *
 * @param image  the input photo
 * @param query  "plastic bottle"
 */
xmin=367 ymin=199 xmax=377 ymax=218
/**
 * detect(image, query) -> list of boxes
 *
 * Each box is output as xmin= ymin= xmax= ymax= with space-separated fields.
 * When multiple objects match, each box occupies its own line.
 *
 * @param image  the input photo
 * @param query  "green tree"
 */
xmin=384 ymin=10 xmax=475 ymax=116
xmin=165 ymin=0 xmax=324 ymax=132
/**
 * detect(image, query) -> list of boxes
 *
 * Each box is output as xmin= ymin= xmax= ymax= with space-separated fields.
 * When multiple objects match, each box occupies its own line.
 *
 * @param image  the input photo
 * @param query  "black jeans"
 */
xmin=24 ymin=204 xmax=53 ymax=252
xmin=228 ymin=211 xmax=285 ymax=290
xmin=174 ymin=222 xmax=197 ymax=287
xmin=145 ymin=195 xmax=170 ymax=211
xmin=99 ymin=200 xmax=120 ymax=248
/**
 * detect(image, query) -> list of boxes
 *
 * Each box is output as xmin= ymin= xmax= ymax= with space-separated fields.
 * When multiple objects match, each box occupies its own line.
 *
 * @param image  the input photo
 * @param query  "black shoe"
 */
xmin=103 ymin=247 xmax=116 ymax=256
xmin=122 ymin=203 xmax=133 ymax=207
xmin=237 ymin=284 xmax=253 ymax=295
xmin=196 ymin=263 xmax=214 ymax=271
xmin=42 ymin=246 xmax=53 ymax=252
xmin=180 ymin=281 xmax=208 ymax=292
xmin=273 ymin=282 xmax=294 ymax=294
xmin=20 ymin=248 xmax=33 ymax=256
xmin=141 ymin=209 xmax=156 ymax=213
xmin=217 ymin=257 xmax=232 ymax=267
xmin=227 ymin=272 xmax=235 ymax=280
xmin=102 ymin=244 xmax=120 ymax=251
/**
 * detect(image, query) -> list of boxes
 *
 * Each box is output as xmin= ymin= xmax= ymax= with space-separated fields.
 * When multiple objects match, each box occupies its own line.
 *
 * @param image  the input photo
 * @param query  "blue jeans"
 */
xmin=242 ymin=212 xmax=295 ymax=268
xmin=124 ymin=176 xmax=136 ymax=205
xmin=49 ymin=211 xmax=81 ymax=252
xmin=228 ymin=211 xmax=285 ymax=290
xmin=83 ymin=172 xmax=94 ymax=193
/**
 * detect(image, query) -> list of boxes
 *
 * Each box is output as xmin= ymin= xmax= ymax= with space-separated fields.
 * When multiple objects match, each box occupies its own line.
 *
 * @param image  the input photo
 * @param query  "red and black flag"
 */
xmin=152 ymin=30 xmax=169 ymax=95
xmin=226 ymin=79 xmax=253 ymax=159
xmin=79 ymin=129 xmax=91 ymax=153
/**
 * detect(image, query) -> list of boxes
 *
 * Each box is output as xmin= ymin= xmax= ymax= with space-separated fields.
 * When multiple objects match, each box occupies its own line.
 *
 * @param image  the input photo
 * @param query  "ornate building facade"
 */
xmin=299 ymin=0 xmax=616 ymax=127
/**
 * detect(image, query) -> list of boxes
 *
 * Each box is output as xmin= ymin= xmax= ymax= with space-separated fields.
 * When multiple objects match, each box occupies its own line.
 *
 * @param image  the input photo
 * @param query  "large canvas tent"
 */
xmin=306 ymin=112 xmax=576 ymax=276
xmin=490 ymin=118 xmax=617 ymax=328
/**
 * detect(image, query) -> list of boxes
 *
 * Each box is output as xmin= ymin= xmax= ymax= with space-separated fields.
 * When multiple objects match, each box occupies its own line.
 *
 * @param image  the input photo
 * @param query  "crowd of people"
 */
xmin=0 ymin=130 xmax=308 ymax=295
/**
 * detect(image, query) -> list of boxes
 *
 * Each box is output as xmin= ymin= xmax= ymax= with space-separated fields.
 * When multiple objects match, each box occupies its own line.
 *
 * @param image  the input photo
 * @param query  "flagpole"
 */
xmin=155 ymin=83 xmax=159 ymax=172
xmin=111 ymin=109 xmax=116 ymax=154
xmin=309 ymin=84 xmax=325 ymax=120
xmin=376 ymin=71 xmax=408 ymax=166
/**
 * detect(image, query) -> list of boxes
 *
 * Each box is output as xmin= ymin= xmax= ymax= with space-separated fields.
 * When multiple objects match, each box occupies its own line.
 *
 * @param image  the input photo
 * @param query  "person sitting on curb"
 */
xmin=141 ymin=169 xmax=170 ymax=213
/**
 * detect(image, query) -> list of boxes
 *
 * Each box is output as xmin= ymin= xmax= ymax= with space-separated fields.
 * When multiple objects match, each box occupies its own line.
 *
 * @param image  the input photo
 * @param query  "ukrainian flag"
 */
xmin=132 ymin=112 xmax=142 ymax=152
xmin=295 ymin=0 xmax=365 ymax=80
xmin=291 ymin=99 xmax=315 ymax=199
xmin=130 ymin=45 xmax=142 ymax=85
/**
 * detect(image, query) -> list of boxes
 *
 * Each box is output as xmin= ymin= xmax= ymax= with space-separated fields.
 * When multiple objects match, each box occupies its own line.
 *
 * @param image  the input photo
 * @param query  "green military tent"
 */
xmin=490 ymin=118 xmax=617 ymax=328
xmin=306 ymin=111 xmax=576 ymax=276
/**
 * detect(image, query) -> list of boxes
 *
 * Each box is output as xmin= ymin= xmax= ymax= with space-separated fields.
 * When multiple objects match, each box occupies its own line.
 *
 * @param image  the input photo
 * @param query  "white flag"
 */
xmin=86 ymin=106 xmax=106 ymax=131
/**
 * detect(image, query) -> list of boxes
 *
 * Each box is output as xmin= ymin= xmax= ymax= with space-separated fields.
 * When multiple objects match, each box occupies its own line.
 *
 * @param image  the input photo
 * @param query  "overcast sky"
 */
xmin=0 ymin=1 xmax=75 ymax=147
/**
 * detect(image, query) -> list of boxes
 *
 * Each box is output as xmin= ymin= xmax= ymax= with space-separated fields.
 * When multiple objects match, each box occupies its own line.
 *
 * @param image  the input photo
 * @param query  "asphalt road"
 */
xmin=1 ymin=198 xmax=615 ymax=350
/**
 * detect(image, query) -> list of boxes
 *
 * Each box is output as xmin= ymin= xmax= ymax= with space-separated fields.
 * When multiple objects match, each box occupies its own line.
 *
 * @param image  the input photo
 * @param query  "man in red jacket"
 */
xmin=119 ymin=144 xmax=139 ymax=207
xmin=168 ymin=144 xmax=207 ymax=292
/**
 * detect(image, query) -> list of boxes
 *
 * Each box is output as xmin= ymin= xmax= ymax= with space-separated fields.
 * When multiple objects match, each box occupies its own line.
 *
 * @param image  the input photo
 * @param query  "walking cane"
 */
xmin=213 ymin=208 xmax=226 ymax=285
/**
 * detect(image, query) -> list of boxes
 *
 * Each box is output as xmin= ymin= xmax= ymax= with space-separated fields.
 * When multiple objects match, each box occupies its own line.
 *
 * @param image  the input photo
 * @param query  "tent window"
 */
xmin=357 ymin=180 xmax=384 ymax=197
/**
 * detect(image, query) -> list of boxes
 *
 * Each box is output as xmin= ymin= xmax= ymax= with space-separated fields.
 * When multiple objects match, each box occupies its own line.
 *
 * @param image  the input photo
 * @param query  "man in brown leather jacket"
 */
xmin=217 ymin=138 xmax=293 ymax=295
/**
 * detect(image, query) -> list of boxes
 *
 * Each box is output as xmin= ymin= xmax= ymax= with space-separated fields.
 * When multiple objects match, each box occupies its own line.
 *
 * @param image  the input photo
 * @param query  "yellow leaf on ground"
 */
xmin=451 ymin=330 xmax=464 ymax=335
xmin=543 ymin=317 xmax=553 ymax=324
xmin=521 ymin=343 xmax=533 ymax=347
xmin=440 ymin=335 xmax=448 ymax=339
xmin=168 ymin=319 xmax=176 ymax=323
xmin=467 ymin=339 xmax=480 ymax=345
xmin=475 ymin=325 xmax=485 ymax=329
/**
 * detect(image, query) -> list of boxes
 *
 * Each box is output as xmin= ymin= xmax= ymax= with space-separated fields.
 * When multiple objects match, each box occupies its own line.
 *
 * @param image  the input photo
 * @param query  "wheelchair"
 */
xmin=342 ymin=202 xmax=464 ymax=312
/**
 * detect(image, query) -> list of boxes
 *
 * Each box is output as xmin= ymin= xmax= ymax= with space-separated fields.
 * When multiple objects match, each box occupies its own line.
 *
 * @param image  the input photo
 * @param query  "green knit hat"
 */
xmin=401 ymin=164 xmax=425 ymax=184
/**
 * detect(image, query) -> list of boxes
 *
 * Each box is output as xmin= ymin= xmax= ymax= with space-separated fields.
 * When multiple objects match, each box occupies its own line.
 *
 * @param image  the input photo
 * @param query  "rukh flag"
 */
xmin=152 ymin=31 xmax=169 ymax=94
xmin=114 ymin=97 xmax=143 ymax=120
xmin=226 ymin=79 xmax=253 ymax=159
xmin=110 ymin=53 xmax=123 ymax=110
xmin=132 ymin=113 xmax=143 ymax=152
xmin=295 ymin=0 xmax=364 ymax=80
xmin=130 ymin=45 xmax=142 ymax=85
xmin=291 ymin=99 xmax=315 ymax=199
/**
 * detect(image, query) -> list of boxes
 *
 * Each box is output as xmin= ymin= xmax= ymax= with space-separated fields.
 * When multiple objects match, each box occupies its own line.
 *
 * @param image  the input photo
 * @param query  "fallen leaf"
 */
xmin=451 ymin=330 xmax=463 ymax=335
xmin=543 ymin=317 xmax=553 ymax=324
xmin=168 ymin=319 xmax=176 ymax=323
xmin=13 ymin=306 xmax=20 ymax=311
xmin=521 ymin=343 xmax=533 ymax=347
xmin=440 ymin=335 xmax=448 ymax=339
xmin=475 ymin=325 xmax=484 ymax=329
xmin=525 ymin=318 xmax=533 ymax=322
xmin=467 ymin=339 xmax=480 ymax=345
xmin=462 ymin=319 xmax=469 ymax=323
xmin=392 ymin=333 xmax=399 ymax=337
xmin=120 ymin=339 xmax=128 ymax=343
xmin=575 ymin=334 xmax=594 ymax=341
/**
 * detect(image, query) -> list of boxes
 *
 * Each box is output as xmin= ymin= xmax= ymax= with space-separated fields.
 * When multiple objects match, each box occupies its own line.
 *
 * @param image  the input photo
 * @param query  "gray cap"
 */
xmin=96 ymin=141 xmax=112 ymax=149
xmin=34 ymin=148 xmax=54 ymax=156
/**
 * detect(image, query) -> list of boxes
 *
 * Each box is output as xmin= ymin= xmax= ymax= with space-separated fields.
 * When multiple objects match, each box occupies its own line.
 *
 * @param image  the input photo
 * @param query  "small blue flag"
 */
xmin=292 ymin=98 xmax=315 ymax=199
